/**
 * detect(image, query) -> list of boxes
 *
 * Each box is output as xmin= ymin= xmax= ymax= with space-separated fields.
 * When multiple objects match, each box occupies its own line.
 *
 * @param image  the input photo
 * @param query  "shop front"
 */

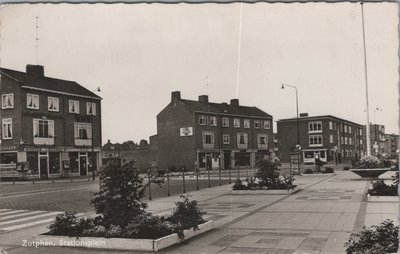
xmin=303 ymin=149 xmax=327 ymax=164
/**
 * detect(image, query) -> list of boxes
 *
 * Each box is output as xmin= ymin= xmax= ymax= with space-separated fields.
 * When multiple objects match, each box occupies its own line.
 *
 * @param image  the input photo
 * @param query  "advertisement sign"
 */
xmin=180 ymin=127 xmax=193 ymax=136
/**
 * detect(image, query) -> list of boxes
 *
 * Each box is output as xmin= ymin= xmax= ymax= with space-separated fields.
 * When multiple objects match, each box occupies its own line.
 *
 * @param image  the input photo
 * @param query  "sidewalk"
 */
xmin=2 ymin=171 xmax=398 ymax=254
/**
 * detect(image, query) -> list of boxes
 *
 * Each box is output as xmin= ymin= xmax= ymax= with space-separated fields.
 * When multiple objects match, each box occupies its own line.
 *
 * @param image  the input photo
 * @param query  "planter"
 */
xmin=350 ymin=168 xmax=390 ymax=179
xmin=231 ymin=186 xmax=300 ymax=195
xmin=32 ymin=221 xmax=214 ymax=252
xmin=367 ymin=195 xmax=399 ymax=202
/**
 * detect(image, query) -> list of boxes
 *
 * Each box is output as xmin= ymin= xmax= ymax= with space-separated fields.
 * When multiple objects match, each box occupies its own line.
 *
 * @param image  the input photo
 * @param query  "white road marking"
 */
xmin=0 ymin=210 xmax=45 ymax=221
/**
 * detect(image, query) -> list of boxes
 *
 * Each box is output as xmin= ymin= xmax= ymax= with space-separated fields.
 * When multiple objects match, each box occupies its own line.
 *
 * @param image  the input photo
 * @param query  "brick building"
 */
xmin=0 ymin=65 xmax=102 ymax=179
xmin=363 ymin=124 xmax=386 ymax=157
xmin=277 ymin=114 xmax=364 ymax=164
xmin=156 ymin=91 xmax=274 ymax=170
xmin=384 ymin=133 xmax=399 ymax=159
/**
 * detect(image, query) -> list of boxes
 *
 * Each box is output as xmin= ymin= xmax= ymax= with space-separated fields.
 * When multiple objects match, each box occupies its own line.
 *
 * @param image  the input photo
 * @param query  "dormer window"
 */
xmin=27 ymin=94 xmax=39 ymax=109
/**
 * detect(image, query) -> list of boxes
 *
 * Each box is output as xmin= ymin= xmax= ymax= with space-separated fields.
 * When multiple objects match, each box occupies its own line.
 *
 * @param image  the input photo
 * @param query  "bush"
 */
xmin=123 ymin=213 xmax=176 ymax=239
xmin=345 ymin=219 xmax=398 ymax=254
xmin=48 ymin=212 xmax=102 ymax=237
xmin=303 ymin=168 xmax=313 ymax=174
xmin=324 ymin=167 xmax=334 ymax=173
xmin=368 ymin=180 xmax=397 ymax=196
xmin=353 ymin=156 xmax=384 ymax=169
xmin=343 ymin=166 xmax=350 ymax=171
xmin=232 ymin=179 xmax=248 ymax=190
xmin=167 ymin=195 xmax=206 ymax=236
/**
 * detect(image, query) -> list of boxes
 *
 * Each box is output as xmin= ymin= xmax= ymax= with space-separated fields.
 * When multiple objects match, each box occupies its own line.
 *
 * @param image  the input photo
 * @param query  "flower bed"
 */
xmin=351 ymin=156 xmax=391 ymax=179
xmin=33 ymin=220 xmax=214 ymax=252
xmin=231 ymin=186 xmax=300 ymax=195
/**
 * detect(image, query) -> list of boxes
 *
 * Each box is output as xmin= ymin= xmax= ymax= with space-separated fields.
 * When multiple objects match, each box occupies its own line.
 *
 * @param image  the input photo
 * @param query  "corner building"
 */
xmin=157 ymin=91 xmax=273 ymax=170
xmin=0 ymin=65 xmax=102 ymax=179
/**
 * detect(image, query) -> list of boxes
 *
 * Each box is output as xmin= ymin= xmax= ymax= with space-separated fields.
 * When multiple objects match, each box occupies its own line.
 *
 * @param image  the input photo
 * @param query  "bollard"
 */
xmin=207 ymin=167 xmax=211 ymax=188
xmin=228 ymin=167 xmax=231 ymax=184
xmin=51 ymin=173 xmax=54 ymax=183
xmin=218 ymin=167 xmax=221 ymax=186
xmin=196 ymin=168 xmax=199 ymax=191
xmin=167 ymin=169 xmax=170 ymax=197
xmin=32 ymin=172 xmax=35 ymax=184
xmin=13 ymin=170 xmax=15 ymax=185
xmin=148 ymin=170 xmax=152 ymax=201
xmin=182 ymin=167 xmax=186 ymax=194
xmin=70 ymin=173 xmax=73 ymax=182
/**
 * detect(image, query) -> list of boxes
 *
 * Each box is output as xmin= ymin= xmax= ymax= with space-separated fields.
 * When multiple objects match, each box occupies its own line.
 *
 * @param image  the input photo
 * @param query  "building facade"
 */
xmin=277 ymin=115 xmax=364 ymax=164
xmin=363 ymin=124 xmax=386 ymax=158
xmin=0 ymin=65 xmax=102 ymax=179
xmin=384 ymin=133 xmax=399 ymax=159
xmin=157 ymin=91 xmax=274 ymax=170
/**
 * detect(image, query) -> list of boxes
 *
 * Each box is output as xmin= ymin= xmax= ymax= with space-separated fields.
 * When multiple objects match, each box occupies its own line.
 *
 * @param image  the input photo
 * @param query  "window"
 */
xmin=2 ymin=94 xmax=14 ymax=109
xmin=244 ymin=119 xmax=250 ymax=128
xmin=74 ymin=122 xmax=92 ymax=140
xmin=264 ymin=120 xmax=271 ymax=129
xmin=254 ymin=120 xmax=261 ymax=129
xmin=69 ymin=100 xmax=80 ymax=114
xmin=199 ymin=115 xmax=207 ymax=125
xmin=349 ymin=127 xmax=352 ymax=134
xmin=209 ymin=116 xmax=217 ymax=126
xmin=349 ymin=150 xmax=353 ymax=157
xmin=2 ymin=118 xmax=12 ymax=139
xmin=308 ymin=121 xmax=322 ymax=132
xmin=341 ymin=137 xmax=344 ymax=144
xmin=202 ymin=131 xmax=214 ymax=144
xmin=86 ymin=102 xmax=96 ymax=115
xmin=329 ymin=134 xmax=334 ymax=144
xmin=329 ymin=121 xmax=333 ymax=130
xmin=33 ymin=119 xmax=54 ymax=138
xmin=234 ymin=118 xmax=240 ymax=128
xmin=359 ymin=129 xmax=363 ymax=135
xmin=344 ymin=125 xmax=348 ymax=133
xmin=237 ymin=133 xmax=248 ymax=148
xmin=360 ymin=139 xmax=363 ymax=145
xmin=222 ymin=117 xmax=229 ymax=127
xmin=48 ymin=97 xmax=59 ymax=112
xmin=349 ymin=138 xmax=352 ymax=145
xmin=309 ymin=135 xmax=323 ymax=146
xmin=345 ymin=137 xmax=348 ymax=145
xmin=27 ymin=94 xmax=39 ymax=109
xmin=257 ymin=134 xmax=268 ymax=149
xmin=223 ymin=134 xmax=230 ymax=144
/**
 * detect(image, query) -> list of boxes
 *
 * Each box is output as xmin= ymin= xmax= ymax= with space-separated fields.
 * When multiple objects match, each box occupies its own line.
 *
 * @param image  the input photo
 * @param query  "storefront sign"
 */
xmin=0 ymin=164 xmax=17 ymax=177
xmin=0 ymin=145 xmax=17 ymax=151
xmin=180 ymin=127 xmax=193 ymax=136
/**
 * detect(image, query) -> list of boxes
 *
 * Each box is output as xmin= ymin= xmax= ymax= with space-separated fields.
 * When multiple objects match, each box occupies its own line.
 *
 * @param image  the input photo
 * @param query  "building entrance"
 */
xmin=39 ymin=152 xmax=48 ymax=179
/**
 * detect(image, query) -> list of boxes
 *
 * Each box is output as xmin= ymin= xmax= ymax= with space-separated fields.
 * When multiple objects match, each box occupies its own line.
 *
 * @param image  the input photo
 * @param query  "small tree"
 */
xmin=255 ymin=159 xmax=281 ymax=188
xmin=91 ymin=160 xmax=158 ymax=227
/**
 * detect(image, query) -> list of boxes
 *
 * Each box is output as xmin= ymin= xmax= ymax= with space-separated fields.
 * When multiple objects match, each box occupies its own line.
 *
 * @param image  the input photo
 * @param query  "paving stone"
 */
xmin=297 ymin=238 xmax=328 ymax=250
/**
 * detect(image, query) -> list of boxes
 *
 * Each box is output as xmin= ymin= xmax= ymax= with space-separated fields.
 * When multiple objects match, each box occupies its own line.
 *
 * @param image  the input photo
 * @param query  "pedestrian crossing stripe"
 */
xmin=0 ymin=209 xmax=87 ymax=232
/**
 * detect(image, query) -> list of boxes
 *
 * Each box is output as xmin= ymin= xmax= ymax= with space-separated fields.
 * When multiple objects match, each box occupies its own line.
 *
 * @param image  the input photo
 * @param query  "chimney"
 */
xmin=171 ymin=91 xmax=181 ymax=103
xmin=198 ymin=95 xmax=209 ymax=103
xmin=299 ymin=113 xmax=308 ymax=118
xmin=230 ymin=98 xmax=239 ymax=107
xmin=26 ymin=65 xmax=44 ymax=77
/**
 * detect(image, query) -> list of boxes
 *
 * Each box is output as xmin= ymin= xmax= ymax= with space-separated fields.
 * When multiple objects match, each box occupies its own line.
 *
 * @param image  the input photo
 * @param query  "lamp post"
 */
xmin=281 ymin=84 xmax=299 ymax=146
xmin=91 ymin=87 xmax=101 ymax=181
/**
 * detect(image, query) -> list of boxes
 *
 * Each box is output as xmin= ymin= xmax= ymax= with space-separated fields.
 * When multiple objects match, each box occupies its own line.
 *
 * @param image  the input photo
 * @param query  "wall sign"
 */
xmin=180 ymin=127 xmax=193 ymax=136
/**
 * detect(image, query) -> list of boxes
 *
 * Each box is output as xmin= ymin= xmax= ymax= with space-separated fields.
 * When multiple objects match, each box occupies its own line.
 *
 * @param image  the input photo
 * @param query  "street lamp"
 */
xmin=91 ymin=86 xmax=101 ymax=180
xmin=281 ymin=84 xmax=300 ymax=146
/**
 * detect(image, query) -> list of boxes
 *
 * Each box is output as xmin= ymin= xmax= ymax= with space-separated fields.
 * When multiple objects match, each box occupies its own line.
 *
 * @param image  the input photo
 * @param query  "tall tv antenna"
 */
xmin=35 ymin=16 xmax=39 ymax=65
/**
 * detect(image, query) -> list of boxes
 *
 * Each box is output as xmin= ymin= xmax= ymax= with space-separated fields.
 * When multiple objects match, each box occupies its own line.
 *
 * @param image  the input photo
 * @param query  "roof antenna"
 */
xmin=35 ymin=16 xmax=39 ymax=65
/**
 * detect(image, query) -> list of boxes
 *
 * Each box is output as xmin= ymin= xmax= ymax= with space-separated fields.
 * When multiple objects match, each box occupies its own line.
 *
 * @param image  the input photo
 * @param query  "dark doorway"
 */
xmin=79 ymin=156 xmax=87 ymax=176
xmin=39 ymin=156 xmax=48 ymax=179
xmin=224 ymin=152 xmax=231 ymax=169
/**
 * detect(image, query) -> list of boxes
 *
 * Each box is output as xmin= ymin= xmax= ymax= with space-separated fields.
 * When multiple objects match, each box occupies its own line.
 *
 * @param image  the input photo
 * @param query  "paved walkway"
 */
xmin=1 ymin=171 xmax=398 ymax=254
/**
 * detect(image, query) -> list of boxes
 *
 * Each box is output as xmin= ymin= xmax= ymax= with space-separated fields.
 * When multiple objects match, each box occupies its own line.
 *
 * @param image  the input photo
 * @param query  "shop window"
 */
xmin=27 ymin=152 xmax=39 ymax=175
xmin=234 ymin=118 xmax=240 ymax=128
xmin=69 ymin=152 xmax=79 ymax=173
xmin=86 ymin=102 xmax=96 ymax=116
xmin=222 ymin=117 xmax=229 ymax=127
xmin=308 ymin=121 xmax=322 ymax=133
xmin=27 ymin=94 xmax=39 ymax=109
xmin=0 ymin=152 xmax=17 ymax=164
xmin=209 ymin=116 xmax=217 ymax=126
xmin=235 ymin=152 xmax=250 ymax=167
xmin=244 ymin=119 xmax=250 ymax=128
xmin=69 ymin=100 xmax=80 ymax=114
xmin=49 ymin=152 xmax=61 ymax=174
xmin=264 ymin=120 xmax=271 ymax=129
xmin=2 ymin=93 xmax=14 ymax=109
xmin=48 ymin=97 xmax=59 ymax=112
xmin=2 ymin=118 xmax=12 ymax=140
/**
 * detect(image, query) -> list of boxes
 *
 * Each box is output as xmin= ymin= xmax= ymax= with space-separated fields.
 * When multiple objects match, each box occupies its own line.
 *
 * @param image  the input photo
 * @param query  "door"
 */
xmin=224 ymin=152 xmax=231 ymax=169
xmin=39 ymin=154 xmax=48 ymax=179
xmin=79 ymin=155 xmax=87 ymax=176
xmin=205 ymin=155 xmax=212 ymax=170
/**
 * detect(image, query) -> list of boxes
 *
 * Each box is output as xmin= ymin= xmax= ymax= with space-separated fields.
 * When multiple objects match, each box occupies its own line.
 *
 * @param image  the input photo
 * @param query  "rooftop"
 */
xmin=278 ymin=114 xmax=363 ymax=127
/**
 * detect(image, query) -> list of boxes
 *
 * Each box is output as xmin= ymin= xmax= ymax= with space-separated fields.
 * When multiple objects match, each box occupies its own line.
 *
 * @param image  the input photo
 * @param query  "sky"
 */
xmin=0 ymin=2 xmax=398 ymax=144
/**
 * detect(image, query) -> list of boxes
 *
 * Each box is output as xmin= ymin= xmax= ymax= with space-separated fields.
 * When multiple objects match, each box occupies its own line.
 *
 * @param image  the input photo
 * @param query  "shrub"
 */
xmin=167 ymin=195 xmax=206 ymax=235
xmin=232 ymin=179 xmax=248 ymax=190
xmin=105 ymin=225 xmax=123 ymax=238
xmin=303 ymin=168 xmax=313 ymax=174
xmin=354 ymin=156 xmax=384 ymax=169
xmin=344 ymin=219 xmax=398 ymax=254
xmin=343 ymin=166 xmax=350 ymax=171
xmin=82 ymin=225 xmax=106 ymax=237
xmin=123 ymin=213 xmax=177 ymax=239
xmin=324 ymin=167 xmax=334 ymax=173
xmin=48 ymin=211 xmax=80 ymax=236
xmin=91 ymin=160 xmax=161 ymax=228
xmin=368 ymin=180 xmax=397 ymax=196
